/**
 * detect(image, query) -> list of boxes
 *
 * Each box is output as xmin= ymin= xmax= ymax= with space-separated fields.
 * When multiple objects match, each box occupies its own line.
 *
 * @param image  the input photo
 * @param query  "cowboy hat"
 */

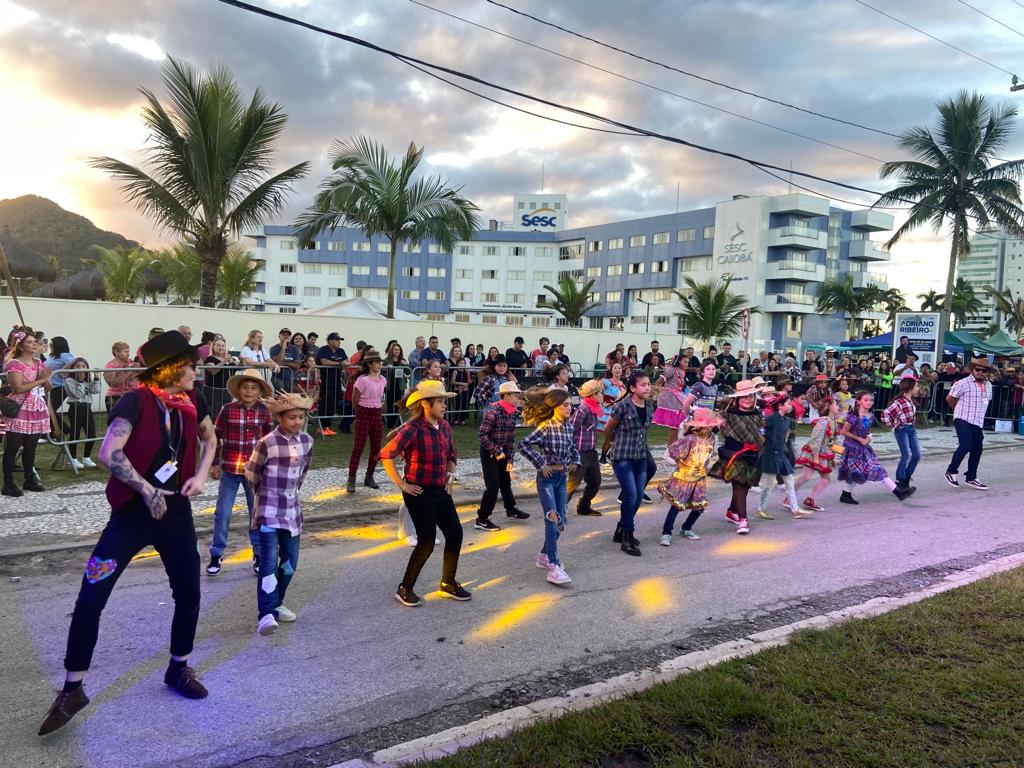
xmin=498 ymin=380 xmax=523 ymax=395
xmin=405 ymin=379 xmax=457 ymax=408
xmin=684 ymin=407 xmax=724 ymax=429
xmin=968 ymin=357 xmax=993 ymax=371
xmin=227 ymin=368 xmax=273 ymax=399
xmin=261 ymin=390 xmax=316 ymax=414
xmin=724 ymin=379 xmax=764 ymax=398
xmin=139 ymin=330 xmax=198 ymax=370
xmin=360 ymin=351 xmax=383 ymax=366
xmin=577 ymin=379 xmax=603 ymax=398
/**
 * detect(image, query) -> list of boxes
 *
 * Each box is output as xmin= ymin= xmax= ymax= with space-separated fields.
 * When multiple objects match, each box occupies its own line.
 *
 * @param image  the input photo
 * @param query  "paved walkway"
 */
xmin=2 ymin=449 xmax=1022 ymax=768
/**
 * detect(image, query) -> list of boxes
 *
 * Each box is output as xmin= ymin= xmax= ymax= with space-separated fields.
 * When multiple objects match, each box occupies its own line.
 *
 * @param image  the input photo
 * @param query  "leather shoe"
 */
xmin=22 ymin=476 xmax=45 ymax=492
xmin=612 ymin=523 xmax=623 ymax=543
xmin=621 ymin=538 xmax=642 ymax=557
xmin=163 ymin=665 xmax=208 ymax=699
xmin=39 ymin=686 xmax=89 ymax=735
xmin=364 ymin=476 xmax=380 ymax=489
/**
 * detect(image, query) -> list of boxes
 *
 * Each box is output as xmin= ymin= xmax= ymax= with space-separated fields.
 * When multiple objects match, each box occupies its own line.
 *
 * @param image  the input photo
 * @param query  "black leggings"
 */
xmin=401 ymin=485 xmax=463 ymax=590
xmin=730 ymin=482 xmax=751 ymax=519
xmin=3 ymin=431 xmax=41 ymax=482
xmin=65 ymin=402 xmax=97 ymax=459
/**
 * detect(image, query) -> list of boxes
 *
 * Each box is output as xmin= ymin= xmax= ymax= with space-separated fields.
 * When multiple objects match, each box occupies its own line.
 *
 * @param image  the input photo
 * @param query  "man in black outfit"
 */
xmin=641 ymin=340 xmax=666 ymax=370
xmin=894 ymin=336 xmax=912 ymax=365
xmin=716 ymin=342 xmax=738 ymax=369
xmin=504 ymin=336 xmax=531 ymax=375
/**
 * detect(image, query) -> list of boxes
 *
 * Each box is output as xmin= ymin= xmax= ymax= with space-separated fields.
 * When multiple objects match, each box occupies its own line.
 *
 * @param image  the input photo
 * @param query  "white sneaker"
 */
xmin=660 ymin=534 xmax=672 ymax=547
xmin=547 ymin=564 xmax=572 ymax=585
xmin=276 ymin=605 xmax=296 ymax=622
xmin=70 ymin=459 xmax=84 ymax=471
xmin=404 ymin=535 xmax=418 ymax=547
xmin=81 ymin=458 xmax=96 ymax=468
xmin=257 ymin=614 xmax=278 ymax=636
xmin=535 ymin=552 xmax=550 ymax=569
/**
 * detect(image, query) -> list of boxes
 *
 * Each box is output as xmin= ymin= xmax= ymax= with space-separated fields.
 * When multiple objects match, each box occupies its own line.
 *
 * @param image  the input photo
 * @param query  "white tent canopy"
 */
xmin=305 ymin=296 xmax=420 ymax=320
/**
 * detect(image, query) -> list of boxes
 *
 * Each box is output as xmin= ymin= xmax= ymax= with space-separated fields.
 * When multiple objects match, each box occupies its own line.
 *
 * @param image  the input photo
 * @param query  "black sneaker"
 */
xmin=945 ymin=473 xmax=960 ymax=488
xmin=38 ymin=685 xmax=90 ymax=736
xmin=505 ymin=508 xmax=530 ymax=520
xmin=205 ymin=556 xmax=222 ymax=576
xmin=893 ymin=486 xmax=912 ymax=501
xmin=439 ymin=581 xmax=472 ymax=600
xmin=1 ymin=481 xmax=23 ymax=498
xmin=576 ymin=506 xmax=601 ymax=516
xmin=642 ymin=493 xmax=653 ymax=504
xmin=364 ymin=476 xmax=380 ymax=489
xmin=474 ymin=518 xmax=501 ymax=531
xmin=839 ymin=491 xmax=859 ymax=505
xmin=22 ymin=476 xmax=45 ymax=492
xmin=164 ymin=665 xmax=208 ymax=699
xmin=395 ymin=585 xmax=424 ymax=607
xmin=965 ymin=479 xmax=988 ymax=490
xmin=621 ymin=537 xmax=642 ymax=557
xmin=252 ymin=554 xmax=260 ymax=576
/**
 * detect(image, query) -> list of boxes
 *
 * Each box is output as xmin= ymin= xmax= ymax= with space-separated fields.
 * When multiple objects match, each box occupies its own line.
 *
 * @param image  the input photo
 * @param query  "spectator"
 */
xmin=197 ymin=331 xmax=215 ymax=360
xmin=134 ymin=327 xmax=164 ymax=364
xmin=304 ymin=332 xmax=320 ymax=359
xmin=341 ymin=341 xmax=369 ymax=434
xmin=420 ymin=336 xmax=448 ymax=371
xmin=383 ymin=342 xmax=408 ymax=428
xmin=465 ymin=343 xmax=484 ymax=367
xmin=604 ymin=342 xmax=625 ymax=368
xmin=530 ymin=337 xmax=551 ymax=363
xmin=103 ymin=341 xmax=139 ymax=413
xmin=203 ymin=338 xmax=237 ymax=422
xmin=448 ymin=347 xmax=473 ymax=426
xmin=269 ymin=328 xmax=301 ymax=392
xmin=408 ymin=335 xmax=427 ymax=375
xmin=800 ymin=349 xmax=819 ymax=374
xmin=290 ymin=333 xmax=308 ymax=361
xmin=557 ymin=344 xmax=570 ymax=366
xmin=822 ymin=347 xmax=839 ymax=377
xmin=63 ymin=358 xmax=101 ymax=470
xmin=485 ymin=346 xmax=500 ymax=367
xmin=543 ymin=363 xmax=571 ymax=392
xmin=475 ymin=355 xmax=517 ymax=411
xmin=422 ymin=358 xmax=444 ymax=382
xmin=626 ymin=345 xmax=640 ymax=371
xmin=716 ymin=342 xmax=738 ymax=369
xmin=2 ymin=329 xmax=51 ymax=496
xmin=240 ymin=330 xmax=279 ymax=381
xmin=45 ymin=336 xmax=75 ymax=417
xmin=316 ymin=332 xmax=348 ymax=436
xmin=641 ymin=340 xmax=665 ymax=371
xmin=177 ymin=325 xmax=193 ymax=343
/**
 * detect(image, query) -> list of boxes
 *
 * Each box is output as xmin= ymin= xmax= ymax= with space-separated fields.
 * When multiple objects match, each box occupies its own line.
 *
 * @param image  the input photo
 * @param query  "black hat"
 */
xmin=514 ymin=336 xmax=525 ymax=344
xmin=327 ymin=332 xmax=344 ymax=341
xmin=139 ymin=330 xmax=198 ymax=370
xmin=450 ymin=337 xmax=461 ymax=345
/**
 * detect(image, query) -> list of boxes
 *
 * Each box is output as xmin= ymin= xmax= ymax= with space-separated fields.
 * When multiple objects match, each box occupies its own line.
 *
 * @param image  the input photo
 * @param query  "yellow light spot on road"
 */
xmin=627 ymin=577 xmax=674 ymax=617
xmin=575 ymin=530 xmax=604 ymax=542
xmin=222 ymin=547 xmax=254 ymax=565
xmin=469 ymin=593 xmax=560 ymax=640
xmin=462 ymin=526 xmax=528 ymax=554
xmin=344 ymin=540 xmax=406 ymax=560
xmin=714 ymin=539 xmax=791 ymax=556
xmin=474 ymin=576 xmax=509 ymax=591
xmin=315 ymin=523 xmax=392 ymax=541
xmin=310 ymin=487 xmax=346 ymax=502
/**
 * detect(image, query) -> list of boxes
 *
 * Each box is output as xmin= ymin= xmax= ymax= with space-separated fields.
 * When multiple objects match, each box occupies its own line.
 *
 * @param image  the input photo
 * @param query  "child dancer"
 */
xmin=519 ymin=387 xmax=579 ymax=585
xmin=881 ymin=377 xmax=920 ymax=494
xmin=795 ymin=396 xmax=839 ymax=512
xmin=207 ymin=369 xmax=273 ymax=576
xmin=756 ymin=395 xmax=813 ymax=519
xmin=837 ymin=390 xmax=914 ymax=504
xmin=657 ymin=407 xmax=722 ymax=546
xmin=347 ymin=352 xmax=385 ymax=493
xmin=248 ymin=391 xmax=314 ymax=636
xmin=63 ymin=358 xmax=101 ymax=470
xmin=567 ymin=378 xmax=606 ymax=516
xmin=475 ymin=380 xmax=528 ymax=531
xmin=709 ymin=380 xmax=764 ymax=535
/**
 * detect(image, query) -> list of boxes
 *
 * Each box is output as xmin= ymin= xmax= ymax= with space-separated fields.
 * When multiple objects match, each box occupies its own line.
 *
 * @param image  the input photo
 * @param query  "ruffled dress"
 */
xmin=837 ymin=412 xmax=889 ymax=484
xmin=709 ymin=409 xmax=763 ymax=487
xmin=796 ymin=417 xmax=835 ymax=476
xmin=652 ymin=366 xmax=688 ymax=428
xmin=657 ymin=432 xmax=713 ymax=510
xmin=2 ymin=359 xmax=50 ymax=434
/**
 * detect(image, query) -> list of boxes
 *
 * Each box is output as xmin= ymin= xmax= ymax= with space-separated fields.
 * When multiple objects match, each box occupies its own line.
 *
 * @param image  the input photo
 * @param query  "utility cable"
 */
xmin=954 ymin=0 xmax=1024 ymax=39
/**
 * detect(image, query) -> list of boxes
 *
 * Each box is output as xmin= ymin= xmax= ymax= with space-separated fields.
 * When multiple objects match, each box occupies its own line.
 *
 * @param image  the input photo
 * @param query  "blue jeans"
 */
xmin=257 ymin=526 xmax=300 ymax=619
xmin=210 ymin=471 xmax=259 ymax=558
xmin=893 ymin=425 xmax=921 ymax=483
xmin=612 ymin=458 xmax=648 ymax=535
xmin=536 ymin=470 xmax=568 ymax=566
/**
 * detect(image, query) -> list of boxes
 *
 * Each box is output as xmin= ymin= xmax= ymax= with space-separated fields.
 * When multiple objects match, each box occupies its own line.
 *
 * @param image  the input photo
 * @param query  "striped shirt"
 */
xmin=519 ymin=420 xmax=581 ymax=469
xmin=949 ymin=375 xmax=993 ymax=428
xmin=606 ymin=397 xmax=653 ymax=461
xmin=379 ymin=417 xmax=457 ymax=487
xmin=245 ymin=428 xmax=313 ymax=536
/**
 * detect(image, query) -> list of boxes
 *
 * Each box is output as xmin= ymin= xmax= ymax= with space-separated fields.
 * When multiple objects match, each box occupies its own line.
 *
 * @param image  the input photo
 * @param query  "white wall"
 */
xmin=1 ymin=297 xmax=677 ymax=373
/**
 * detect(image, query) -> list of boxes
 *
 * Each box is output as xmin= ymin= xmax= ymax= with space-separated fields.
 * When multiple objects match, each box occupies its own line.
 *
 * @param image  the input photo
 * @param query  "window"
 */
xmin=377 ymin=243 xmax=390 ymax=252
xmin=454 ymin=313 xmax=471 ymax=323
xmin=328 ymin=241 xmax=345 ymax=252
xmin=651 ymin=260 xmax=669 ymax=273
xmin=351 ymin=265 xmax=370 ymax=275
xmin=376 ymin=266 xmax=389 ymax=277
xmin=680 ymin=259 xmax=699 ymax=273
xmin=401 ymin=267 xmax=420 ymax=277
xmin=425 ymin=313 xmax=446 ymax=321
xmin=280 ymin=286 xmax=295 ymax=295
xmin=329 ymin=287 xmax=346 ymax=297
xmin=511 ymin=246 xmax=527 ymax=256
xmin=427 ymin=290 xmax=446 ymax=301
xmin=531 ymin=316 xmax=550 ymax=327
xmin=558 ymin=269 xmax=584 ymax=281
xmin=588 ymin=241 xmax=603 ymax=253
xmin=405 ymin=242 xmax=420 ymax=252
xmin=653 ymin=289 xmax=670 ymax=302
xmin=535 ymin=246 xmax=553 ymax=257
xmin=606 ymin=291 xmax=622 ymax=302
xmin=482 ymin=269 xmax=498 ymax=279
xmin=607 ymin=264 xmax=623 ymax=276
xmin=629 ymin=235 xmax=646 ymax=247
xmin=353 ymin=242 xmax=370 ymax=252
xmin=303 ymin=264 xmax=322 ymax=274
xmin=629 ymin=263 xmax=645 ymax=275
xmin=458 ymin=245 xmax=474 ymax=255
xmin=559 ymin=243 xmax=582 ymax=259
xmin=534 ymin=271 xmax=552 ymax=281
xmin=352 ymin=288 xmax=365 ymax=298
xmin=252 ymin=259 xmax=266 ymax=271
xmin=456 ymin=269 xmax=473 ymax=279
xmin=517 ymin=201 xmax=525 ymax=210
xmin=484 ymin=246 xmax=498 ymax=256
xmin=456 ymin=292 xmax=473 ymax=302
xmin=428 ymin=244 xmax=442 ymax=254
xmin=280 ymin=240 xmax=295 ymax=250
xmin=529 ymin=202 xmax=537 ymax=209
xmin=608 ymin=237 xmax=624 ymax=250
xmin=586 ymin=266 xmax=601 ymax=278
xmin=280 ymin=264 xmax=296 ymax=273
xmin=653 ymin=232 xmax=670 ymax=245
xmin=507 ymin=293 xmax=524 ymax=304
xmin=508 ymin=270 xmax=526 ymax=280
xmin=588 ymin=317 xmax=604 ymax=329
xmin=677 ymin=228 xmax=695 ymax=242
xmin=401 ymin=289 xmax=420 ymax=300
xmin=279 ymin=307 xmax=296 ymax=313
xmin=654 ymin=315 xmax=671 ymax=324
xmin=506 ymin=315 xmax=524 ymax=326
xmin=630 ymin=316 xmax=646 ymax=326
xmin=609 ymin=316 xmax=625 ymax=330
xmin=786 ymin=314 xmax=804 ymax=337
xmin=427 ymin=267 xmax=446 ymax=278
xmin=482 ymin=292 xmax=499 ymax=302
xmin=482 ymin=315 xmax=498 ymax=325
xmin=328 ymin=264 xmax=346 ymax=275
xmin=587 ymin=291 xmax=601 ymax=302
xmin=703 ymin=226 xmax=715 ymax=239
xmin=553 ymin=202 xmax=561 ymax=210
xmin=303 ymin=286 xmax=321 ymax=297
xmin=556 ymin=318 xmax=575 ymax=328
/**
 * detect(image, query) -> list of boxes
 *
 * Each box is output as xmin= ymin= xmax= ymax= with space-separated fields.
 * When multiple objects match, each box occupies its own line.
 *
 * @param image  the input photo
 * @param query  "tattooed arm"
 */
xmin=98 ymin=417 xmax=171 ymax=519
xmin=181 ymin=415 xmax=217 ymax=497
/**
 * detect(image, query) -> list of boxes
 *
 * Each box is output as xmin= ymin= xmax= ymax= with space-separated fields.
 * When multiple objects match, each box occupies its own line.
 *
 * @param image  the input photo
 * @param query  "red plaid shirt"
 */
xmin=881 ymin=395 xmax=915 ymax=429
xmin=380 ymin=417 xmax=457 ymax=487
xmin=479 ymin=400 xmax=517 ymax=457
xmin=215 ymin=401 xmax=274 ymax=475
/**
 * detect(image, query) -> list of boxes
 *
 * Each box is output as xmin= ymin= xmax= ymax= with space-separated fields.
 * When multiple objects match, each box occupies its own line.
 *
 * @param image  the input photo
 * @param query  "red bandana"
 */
xmin=141 ymin=383 xmax=197 ymax=418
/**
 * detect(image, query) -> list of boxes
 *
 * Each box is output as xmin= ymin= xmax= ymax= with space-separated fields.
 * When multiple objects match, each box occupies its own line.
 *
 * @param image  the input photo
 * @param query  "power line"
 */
xmin=483 ymin=0 xmax=901 ymax=139
xmin=852 ymin=0 xmax=1019 ymax=78
xmin=408 ymin=0 xmax=887 ymax=163
xmin=954 ymin=0 xmax=1024 ymax=39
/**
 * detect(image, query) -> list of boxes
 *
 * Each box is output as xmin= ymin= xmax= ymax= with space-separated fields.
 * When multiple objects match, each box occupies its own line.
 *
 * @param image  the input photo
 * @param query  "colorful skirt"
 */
xmin=795 ymin=446 xmax=835 ymax=475
xmin=657 ymin=477 xmax=708 ymax=510
xmin=709 ymin=454 xmax=762 ymax=487
xmin=4 ymin=394 xmax=50 ymax=435
xmin=652 ymin=406 xmax=686 ymax=429
xmin=837 ymin=442 xmax=888 ymax=484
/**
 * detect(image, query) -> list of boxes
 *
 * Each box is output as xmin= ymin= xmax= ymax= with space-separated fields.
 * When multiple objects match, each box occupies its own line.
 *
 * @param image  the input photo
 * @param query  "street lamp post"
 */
xmin=636 ymin=297 xmax=652 ymax=334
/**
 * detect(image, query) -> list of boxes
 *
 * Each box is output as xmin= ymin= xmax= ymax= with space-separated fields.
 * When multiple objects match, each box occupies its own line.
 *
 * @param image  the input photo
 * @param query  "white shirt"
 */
xmin=949 ymin=375 xmax=992 ymax=427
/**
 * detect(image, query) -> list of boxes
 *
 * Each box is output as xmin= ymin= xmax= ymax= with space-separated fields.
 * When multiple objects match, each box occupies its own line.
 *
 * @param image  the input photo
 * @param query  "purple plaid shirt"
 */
xmin=246 ymin=427 xmax=313 ymax=536
xmin=519 ymin=419 xmax=580 ymax=469
xmin=479 ymin=402 xmax=517 ymax=457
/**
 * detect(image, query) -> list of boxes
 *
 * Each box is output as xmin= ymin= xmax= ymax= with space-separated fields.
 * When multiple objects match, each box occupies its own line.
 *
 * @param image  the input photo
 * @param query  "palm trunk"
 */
xmin=197 ymin=239 xmax=225 ymax=308
xmin=387 ymin=238 xmax=397 ymax=319
xmin=938 ymin=221 xmax=961 ymax=356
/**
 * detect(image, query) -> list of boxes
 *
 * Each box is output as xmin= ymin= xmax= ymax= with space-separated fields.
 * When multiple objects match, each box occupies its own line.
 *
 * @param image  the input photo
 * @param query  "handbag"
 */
xmin=0 ymin=385 xmax=19 ymax=418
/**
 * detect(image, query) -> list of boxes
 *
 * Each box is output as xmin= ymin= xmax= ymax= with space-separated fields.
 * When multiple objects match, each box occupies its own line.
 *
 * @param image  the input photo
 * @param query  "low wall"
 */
xmin=1 ymin=297 xmax=685 ymax=371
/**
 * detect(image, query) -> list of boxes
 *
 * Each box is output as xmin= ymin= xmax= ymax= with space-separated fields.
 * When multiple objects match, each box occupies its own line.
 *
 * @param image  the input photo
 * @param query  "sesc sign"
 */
xmin=521 ymin=207 xmax=558 ymax=228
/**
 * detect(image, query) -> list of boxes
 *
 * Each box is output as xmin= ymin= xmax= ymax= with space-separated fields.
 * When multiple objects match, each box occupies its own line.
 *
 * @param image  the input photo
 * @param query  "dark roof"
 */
xmin=1 ymin=226 xmax=56 ymax=282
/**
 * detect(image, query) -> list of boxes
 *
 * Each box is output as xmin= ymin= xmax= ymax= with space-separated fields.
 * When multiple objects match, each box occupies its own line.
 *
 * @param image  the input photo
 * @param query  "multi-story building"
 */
xmin=959 ymin=228 xmax=1024 ymax=333
xmin=246 ymin=192 xmax=893 ymax=349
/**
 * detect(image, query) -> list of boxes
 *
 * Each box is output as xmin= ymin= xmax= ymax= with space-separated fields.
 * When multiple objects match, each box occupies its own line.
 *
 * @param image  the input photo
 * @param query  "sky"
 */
xmin=3 ymin=0 xmax=1024 ymax=299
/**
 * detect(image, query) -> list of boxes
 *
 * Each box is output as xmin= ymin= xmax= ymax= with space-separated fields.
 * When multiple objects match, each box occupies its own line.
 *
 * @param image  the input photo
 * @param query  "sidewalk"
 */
xmin=2 ymin=427 xmax=1020 ymax=556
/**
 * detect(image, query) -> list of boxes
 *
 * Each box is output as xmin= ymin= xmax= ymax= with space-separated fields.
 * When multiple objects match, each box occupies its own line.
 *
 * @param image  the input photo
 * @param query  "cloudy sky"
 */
xmin=3 ymin=0 xmax=1024 ymax=297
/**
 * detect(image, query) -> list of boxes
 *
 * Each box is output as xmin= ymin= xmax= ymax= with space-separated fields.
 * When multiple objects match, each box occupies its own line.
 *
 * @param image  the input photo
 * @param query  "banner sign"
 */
xmin=893 ymin=312 xmax=940 ymax=367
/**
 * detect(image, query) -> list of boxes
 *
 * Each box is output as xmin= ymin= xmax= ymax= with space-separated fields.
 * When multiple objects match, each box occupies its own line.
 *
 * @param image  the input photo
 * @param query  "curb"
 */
xmin=330 ymin=550 xmax=1024 ymax=768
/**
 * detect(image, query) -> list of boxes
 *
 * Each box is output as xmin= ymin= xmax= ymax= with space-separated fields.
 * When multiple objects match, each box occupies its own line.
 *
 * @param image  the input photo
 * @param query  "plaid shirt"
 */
xmin=569 ymin=402 xmax=600 ymax=453
xmin=606 ymin=398 xmax=653 ymax=461
xmin=949 ymin=375 xmax=993 ymax=427
xmin=380 ymin=417 xmax=457 ymax=487
xmin=479 ymin=401 xmax=517 ymax=457
xmin=475 ymin=373 xmax=511 ymax=406
xmin=246 ymin=428 xmax=313 ymax=536
xmin=519 ymin=420 xmax=580 ymax=469
xmin=214 ymin=401 xmax=274 ymax=475
xmin=881 ymin=395 xmax=915 ymax=429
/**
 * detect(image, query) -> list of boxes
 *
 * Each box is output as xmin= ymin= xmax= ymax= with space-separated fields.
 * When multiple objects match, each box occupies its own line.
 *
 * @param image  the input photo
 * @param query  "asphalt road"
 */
xmin=3 ymin=449 xmax=1022 ymax=768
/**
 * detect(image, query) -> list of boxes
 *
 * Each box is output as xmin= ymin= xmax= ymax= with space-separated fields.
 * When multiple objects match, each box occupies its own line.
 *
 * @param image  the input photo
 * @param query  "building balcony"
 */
xmin=772 ymin=293 xmax=817 ymax=313
xmin=768 ymin=193 xmax=830 ymax=217
xmin=764 ymin=226 xmax=828 ymax=250
xmin=850 ymin=209 xmax=893 ymax=232
xmin=850 ymin=271 xmax=887 ymax=289
xmin=848 ymin=239 xmax=890 ymax=261
xmin=765 ymin=260 xmax=826 ymax=282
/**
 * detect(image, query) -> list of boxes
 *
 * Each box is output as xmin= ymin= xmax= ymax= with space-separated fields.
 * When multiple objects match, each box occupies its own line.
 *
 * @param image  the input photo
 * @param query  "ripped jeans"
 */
xmin=537 ymin=470 xmax=568 ymax=567
xmin=256 ymin=526 xmax=300 ymax=620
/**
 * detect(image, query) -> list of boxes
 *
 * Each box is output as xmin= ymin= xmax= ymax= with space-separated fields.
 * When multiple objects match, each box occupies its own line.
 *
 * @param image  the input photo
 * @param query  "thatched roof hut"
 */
xmin=1 ymin=226 xmax=56 ymax=282
xmin=28 ymin=267 xmax=168 ymax=301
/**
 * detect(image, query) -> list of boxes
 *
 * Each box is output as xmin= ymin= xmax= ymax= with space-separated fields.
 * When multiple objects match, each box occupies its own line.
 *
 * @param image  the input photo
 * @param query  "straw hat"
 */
xmin=405 ymin=379 xmax=456 ymax=408
xmin=724 ymin=379 xmax=764 ymax=398
xmin=261 ymin=390 xmax=316 ymax=414
xmin=498 ymin=381 xmax=523 ymax=395
xmin=968 ymin=357 xmax=993 ymax=371
xmin=226 ymin=368 xmax=273 ymax=399
xmin=684 ymin=407 xmax=724 ymax=429
xmin=577 ymin=379 xmax=603 ymax=398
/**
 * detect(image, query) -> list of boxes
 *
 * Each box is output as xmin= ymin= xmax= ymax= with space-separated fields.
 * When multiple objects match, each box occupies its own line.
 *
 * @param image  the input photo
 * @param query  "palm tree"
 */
xmin=294 ymin=136 xmax=480 ymax=318
xmin=83 ymin=245 xmax=152 ymax=303
xmin=918 ymin=289 xmax=943 ymax=312
xmin=984 ymin=285 xmax=1024 ymax=335
xmin=217 ymin=244 xmax=260 ymax=310
xmin=536 ymin=276 xmax=600 ymax=327
xmin=816 ymin=274 xmax=869 ymax=339
xmin=90 ymin=58 xmax=309 ymax=307
xmin=874 ymin=90 xmax=1024 ymax=346
xmin=672 ymin=275 xmax=756 ymax=344
xmin=937 ymin=277 xmax=984 ymax=329
xmin=154 ymin=242 xmax=201 ymax=304
xmin=878 ymin=287 xmax=910 ymax=329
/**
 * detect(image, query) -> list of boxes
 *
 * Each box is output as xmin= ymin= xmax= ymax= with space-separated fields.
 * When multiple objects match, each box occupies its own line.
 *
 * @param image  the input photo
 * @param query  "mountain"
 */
xmin=0 ymin=195 xmax=138 ymax=275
